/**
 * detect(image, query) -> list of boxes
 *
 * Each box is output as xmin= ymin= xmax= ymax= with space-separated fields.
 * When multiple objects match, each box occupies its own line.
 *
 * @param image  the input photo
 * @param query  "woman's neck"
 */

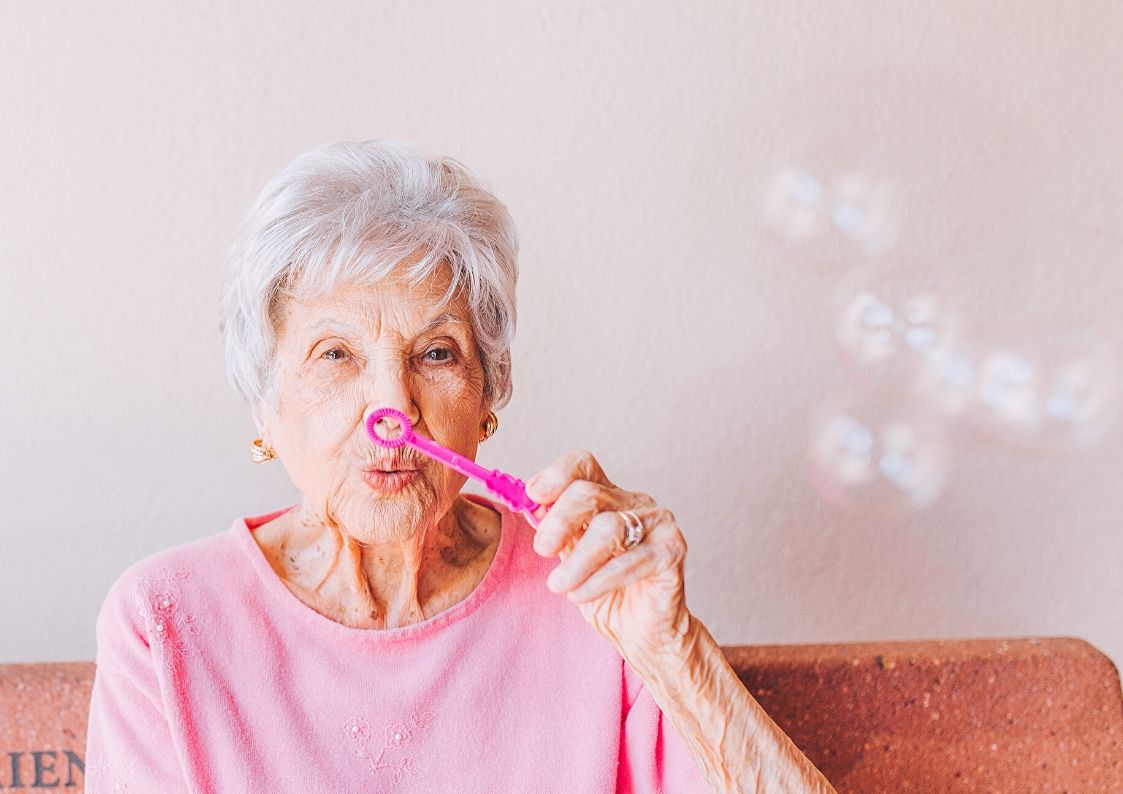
xmin=254 ymin=495 xmax=501 ymax=629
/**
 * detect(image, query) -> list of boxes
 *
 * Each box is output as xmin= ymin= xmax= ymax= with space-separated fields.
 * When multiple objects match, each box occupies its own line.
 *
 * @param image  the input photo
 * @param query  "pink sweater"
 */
xmin=84 ymin=492 xmax=708 ymax=792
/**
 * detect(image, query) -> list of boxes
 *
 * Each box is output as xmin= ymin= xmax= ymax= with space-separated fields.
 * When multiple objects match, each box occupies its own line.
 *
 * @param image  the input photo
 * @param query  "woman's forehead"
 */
xmin=279 ymin=282 xmax=471 ymax=340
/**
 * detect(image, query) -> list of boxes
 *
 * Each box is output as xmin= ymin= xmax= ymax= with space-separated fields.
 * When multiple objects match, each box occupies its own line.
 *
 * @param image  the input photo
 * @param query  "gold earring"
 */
xmin=250 ymin=437 xmax=277 ymax=463
xmin=480 ymin=410 xmax=498 ymax=442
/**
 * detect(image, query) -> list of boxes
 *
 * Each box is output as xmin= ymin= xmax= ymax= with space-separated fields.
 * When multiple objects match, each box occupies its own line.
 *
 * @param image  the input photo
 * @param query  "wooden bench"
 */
xmin=2 ymin=637 xmax=1120 ymax=791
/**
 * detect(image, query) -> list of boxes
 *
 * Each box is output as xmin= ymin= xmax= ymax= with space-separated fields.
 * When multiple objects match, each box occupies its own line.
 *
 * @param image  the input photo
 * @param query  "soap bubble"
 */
xmin=976 ymin=350 xmax=1038 ymax=429
xmin=808 ymin=395 xmax=950 ymax=514
xmin=833 ymin=265 xmax=960 ymax=395
xmin=762 ymin=165 xmax=828 ymax=242
xmin=912 ymin=340 xmax=978 ymax=416
xmin=966 ymin=332 xmax=1119 ymax=452
xmin=761 ymin=164 xmax=901 ymax=262
xmin=828 ymin=173 xmax=898 ymax=255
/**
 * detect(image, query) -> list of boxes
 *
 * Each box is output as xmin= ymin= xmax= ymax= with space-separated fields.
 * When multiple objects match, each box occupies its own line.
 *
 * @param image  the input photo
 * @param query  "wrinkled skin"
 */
xmin=253 ymin=260 xmax=499 ymax=629
xmin=525 ymin=451 xmax=692 ymax=663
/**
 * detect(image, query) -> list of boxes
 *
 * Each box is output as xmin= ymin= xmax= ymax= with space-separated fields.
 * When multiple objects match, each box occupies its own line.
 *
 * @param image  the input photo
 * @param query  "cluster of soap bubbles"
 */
xmin=762 ymin=165 xmax=899 ymax=257
xmin=835 ymin=288 xmax=958 ymax=392
xmin=962 ymin=332 xmax=1119 ymax=451
xmin=809 ymin=265 xmax=1119 ymax=514
xmin=808 ymin=394 xmax=949 ymax=515
xmin=762 ymin=162 xmax=1120 ymax=514
xmin=831 ymin=271 xmax=1119 ymax=450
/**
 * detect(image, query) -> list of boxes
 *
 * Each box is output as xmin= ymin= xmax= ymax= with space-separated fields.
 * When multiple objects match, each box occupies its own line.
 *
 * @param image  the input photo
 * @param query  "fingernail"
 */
xmin=526 ymin=475 xmax=544 ymax=500
xmin=532 ymin=523 xmax=552 ymax=556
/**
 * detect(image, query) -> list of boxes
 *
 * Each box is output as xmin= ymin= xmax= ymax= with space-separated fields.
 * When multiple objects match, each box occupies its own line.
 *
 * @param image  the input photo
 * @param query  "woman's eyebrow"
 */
xmin=417 ymin=312 xmax=470 ymax=337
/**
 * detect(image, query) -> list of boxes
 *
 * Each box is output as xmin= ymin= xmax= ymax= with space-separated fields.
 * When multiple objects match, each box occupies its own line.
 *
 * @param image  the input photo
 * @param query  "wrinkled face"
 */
xmin=259 ymin=261 xmax=490 ymax=544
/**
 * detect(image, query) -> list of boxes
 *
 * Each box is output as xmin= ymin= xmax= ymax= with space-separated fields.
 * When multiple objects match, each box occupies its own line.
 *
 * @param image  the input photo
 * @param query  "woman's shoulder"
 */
xmin=95 ymin=517 xmax=244 ymax=636
xmin=117 ymin=522 xmax=236 ymax=583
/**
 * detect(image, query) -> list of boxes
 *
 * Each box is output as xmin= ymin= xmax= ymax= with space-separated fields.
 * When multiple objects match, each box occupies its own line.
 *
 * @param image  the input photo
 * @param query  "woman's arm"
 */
xmin=85 ymin=571 xmax=191 ymax=792
xmin=624 ymin=612 xmax=837 ymax=794
xmin=524 ymin=450 xmax=837 ymax=792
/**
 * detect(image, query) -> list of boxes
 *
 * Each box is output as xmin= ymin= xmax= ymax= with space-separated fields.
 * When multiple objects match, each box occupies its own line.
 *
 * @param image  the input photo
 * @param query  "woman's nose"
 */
xmin=361 ymin=358 xmax=421 ymax=433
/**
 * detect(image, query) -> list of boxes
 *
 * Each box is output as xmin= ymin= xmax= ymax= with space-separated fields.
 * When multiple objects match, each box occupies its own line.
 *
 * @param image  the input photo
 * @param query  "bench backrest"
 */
xmin=2 ymin=638 xmax=1120 ymax=791
xmin=724 ymin=637 xmax=1123 ymax=791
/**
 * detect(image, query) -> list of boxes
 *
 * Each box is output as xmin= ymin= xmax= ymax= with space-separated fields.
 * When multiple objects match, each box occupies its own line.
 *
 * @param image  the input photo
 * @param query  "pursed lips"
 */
xmin=364 ymin=458 xmax=421 ymax=473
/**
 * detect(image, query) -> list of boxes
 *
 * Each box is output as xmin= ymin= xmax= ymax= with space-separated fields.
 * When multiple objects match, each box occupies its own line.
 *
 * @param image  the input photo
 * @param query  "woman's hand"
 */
xmin=524 ymin=451 xmax=839 ymax=793
xmin=525 ymin=449 xmax=695 ymax=664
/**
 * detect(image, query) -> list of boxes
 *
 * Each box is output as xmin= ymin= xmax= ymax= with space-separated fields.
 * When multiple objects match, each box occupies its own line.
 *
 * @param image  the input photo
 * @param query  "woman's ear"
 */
xmin=252 ymin=401 xmax=271 ymax=440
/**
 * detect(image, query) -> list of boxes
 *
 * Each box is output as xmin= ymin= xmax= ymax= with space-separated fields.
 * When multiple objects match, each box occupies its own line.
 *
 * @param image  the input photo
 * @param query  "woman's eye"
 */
xmin=424 ymin=347 xmax=453 ymax=363
xmin=321 ymin=348 xmax=348 ymax=361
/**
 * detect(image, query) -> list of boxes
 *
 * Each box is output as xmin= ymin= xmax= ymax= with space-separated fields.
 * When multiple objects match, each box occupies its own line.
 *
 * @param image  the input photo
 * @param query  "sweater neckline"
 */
xmin=232 ymin=491 xmax=516 ymax=644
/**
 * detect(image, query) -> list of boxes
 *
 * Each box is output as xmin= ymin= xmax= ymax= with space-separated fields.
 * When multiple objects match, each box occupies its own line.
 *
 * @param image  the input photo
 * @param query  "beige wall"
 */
xmin=2 ymin=2 xmax=1121 ymax=668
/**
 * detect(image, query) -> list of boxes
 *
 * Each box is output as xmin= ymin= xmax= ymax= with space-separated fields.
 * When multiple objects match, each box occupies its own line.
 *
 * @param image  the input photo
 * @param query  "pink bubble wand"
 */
xmin=365 ymin=407 xmax=544 ymax=529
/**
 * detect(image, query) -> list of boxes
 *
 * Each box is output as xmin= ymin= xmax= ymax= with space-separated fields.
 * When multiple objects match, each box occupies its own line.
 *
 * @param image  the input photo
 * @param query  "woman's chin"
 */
xmin=338 ymin=498 xmax=425 ymax=545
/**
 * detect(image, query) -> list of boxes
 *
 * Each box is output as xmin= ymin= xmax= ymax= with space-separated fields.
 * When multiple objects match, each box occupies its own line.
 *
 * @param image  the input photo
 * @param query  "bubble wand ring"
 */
xmin=365 ymin=408 xmax=544 ymax=528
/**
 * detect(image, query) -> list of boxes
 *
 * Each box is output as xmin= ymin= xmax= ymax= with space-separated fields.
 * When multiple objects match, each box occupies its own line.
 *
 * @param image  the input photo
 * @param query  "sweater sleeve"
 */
xmin=84 ymin=570 xmax=191 ymax=792
xmin=617 ymin=663 xmax=709 ymax=793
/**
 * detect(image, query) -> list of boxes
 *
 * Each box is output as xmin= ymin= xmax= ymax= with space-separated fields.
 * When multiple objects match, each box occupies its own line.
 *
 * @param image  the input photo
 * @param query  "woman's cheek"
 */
xmin=416 ymin=373 xmax=479 ymax=427
xmin=417 ymin=382 xmax=486 ymax=457
xmin=417 ymin=356 xmax=484 ymax=397
xmin=307 ymin=365 xmax=358 ymax=405
xmin=286 ymin=373 xmax=360 ymax=447
xmin=305 ymin=400 xmax=356 ymax=451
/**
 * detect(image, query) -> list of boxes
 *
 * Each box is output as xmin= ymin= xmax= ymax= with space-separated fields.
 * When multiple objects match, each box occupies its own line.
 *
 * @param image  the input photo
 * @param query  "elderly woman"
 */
xmin=83 ymin=139 xmax=835 ymax=793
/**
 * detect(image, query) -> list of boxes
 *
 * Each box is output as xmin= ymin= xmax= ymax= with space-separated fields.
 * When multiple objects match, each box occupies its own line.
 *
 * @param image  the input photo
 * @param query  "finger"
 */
xmin=525 ymin=448 xmax=615 ymax=506
xmin=531 ymin=480 xmax=614 ymax=558
xmin=566 ymin=543 xmax=659 ymax=603
xmin=545 ymin=510 xmax=630 ymax=593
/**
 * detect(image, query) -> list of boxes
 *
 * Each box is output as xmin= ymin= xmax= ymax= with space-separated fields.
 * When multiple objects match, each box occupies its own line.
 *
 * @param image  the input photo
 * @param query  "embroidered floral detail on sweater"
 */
xmin=344 ymin=710 xmax=436 ymax=785
xmin=84 ymin=741 xmax=134 ymax=793
xmin=135 ymin=566 xmax=200 ymax=672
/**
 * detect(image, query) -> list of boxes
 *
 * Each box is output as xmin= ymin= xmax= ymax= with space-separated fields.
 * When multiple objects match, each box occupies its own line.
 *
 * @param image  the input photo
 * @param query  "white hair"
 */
xmin=218 ymin=139 xmax=520 ymax=429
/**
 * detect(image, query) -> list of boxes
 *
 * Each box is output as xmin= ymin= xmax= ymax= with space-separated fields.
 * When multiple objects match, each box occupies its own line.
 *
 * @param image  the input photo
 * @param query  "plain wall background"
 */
xmin=2 ymin=2 xmax=1121 ymax=668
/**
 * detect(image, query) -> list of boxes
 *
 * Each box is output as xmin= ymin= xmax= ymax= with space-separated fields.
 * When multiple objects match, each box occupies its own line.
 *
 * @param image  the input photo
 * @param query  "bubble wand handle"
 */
xmin=365 ymin=408 xmax=543 ymax=527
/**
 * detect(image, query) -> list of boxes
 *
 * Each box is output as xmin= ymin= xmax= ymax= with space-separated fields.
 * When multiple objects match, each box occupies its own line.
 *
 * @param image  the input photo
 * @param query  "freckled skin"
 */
xmin=252 ymin=260 xmax=501 ymax=630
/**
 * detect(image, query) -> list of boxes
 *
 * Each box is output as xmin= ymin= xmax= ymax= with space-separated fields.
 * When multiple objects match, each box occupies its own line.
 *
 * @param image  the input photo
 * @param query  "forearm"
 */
xmin=626 ymin=615 xmax=837 ymax=794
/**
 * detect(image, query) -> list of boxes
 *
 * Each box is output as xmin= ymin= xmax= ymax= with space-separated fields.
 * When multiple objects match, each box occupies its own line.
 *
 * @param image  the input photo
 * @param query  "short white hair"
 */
xmin=218 ymin=139 xmax=520 ymax=429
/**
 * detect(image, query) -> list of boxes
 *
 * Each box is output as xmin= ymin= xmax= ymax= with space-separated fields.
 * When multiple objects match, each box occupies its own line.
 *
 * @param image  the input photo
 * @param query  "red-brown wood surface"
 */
xmin=723 ymin=637 xmax=1123 ymax=792
xmin=0 ymin=661 xmax=92 ymax=789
